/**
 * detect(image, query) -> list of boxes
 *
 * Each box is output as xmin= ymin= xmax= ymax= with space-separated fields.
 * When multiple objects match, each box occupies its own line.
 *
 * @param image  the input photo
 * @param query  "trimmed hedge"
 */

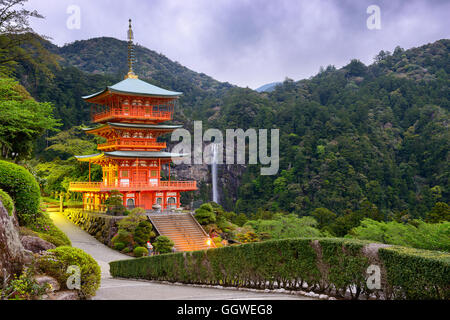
xmin=0 ymin=188 xmax=14 ymax=216
xmin=110 ymin=238 xmax=450 ymax=300
xmin=0 ymin=160 xmax=40 ymax=223
xmin=379 ymin=246 xmax=450 ymax=299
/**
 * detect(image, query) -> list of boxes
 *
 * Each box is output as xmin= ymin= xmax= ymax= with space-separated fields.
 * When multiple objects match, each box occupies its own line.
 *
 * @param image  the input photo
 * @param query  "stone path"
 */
xmin=49 ymin=211 xmax=313 ymax=300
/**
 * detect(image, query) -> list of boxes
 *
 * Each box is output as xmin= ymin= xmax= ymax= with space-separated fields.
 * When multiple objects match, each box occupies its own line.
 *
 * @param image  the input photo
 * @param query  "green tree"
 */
xmin=194 ymin=203 xmax=216 ymax=225
xmin=426 ymin=202 xmax=450 ymax=223
xmin=311 ymin=207 xmax=336 ymax=229
xmin=153 ymin=236 xmax=174 ymax=254
xmin=0 ymin=78 xmax=60 ymax=160
xmin=133 ymin=221 xmax=155 ymax=247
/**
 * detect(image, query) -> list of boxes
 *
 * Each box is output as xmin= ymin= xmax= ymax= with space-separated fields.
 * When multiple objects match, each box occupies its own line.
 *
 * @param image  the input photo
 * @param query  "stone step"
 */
xmin=148 ymin=213 xmax=212 ymax=252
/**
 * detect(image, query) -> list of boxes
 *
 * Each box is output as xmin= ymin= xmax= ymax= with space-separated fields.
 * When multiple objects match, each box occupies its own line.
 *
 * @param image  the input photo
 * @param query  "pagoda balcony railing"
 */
xmin=92 ymin=106 xmax=173 ymax=122
xmin=69 ymin=180 xmax=197 ymax=192
xmin=97 ymin=138 xmax=166 ymax=151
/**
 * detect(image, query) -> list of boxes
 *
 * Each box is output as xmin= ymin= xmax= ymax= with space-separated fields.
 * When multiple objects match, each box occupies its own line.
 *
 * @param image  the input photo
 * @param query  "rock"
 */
xmin=21 ymin=235 xmax=56 ymax=253
xmin=319 ymin=294 xmax=328 ymax=299
xmin=22 ymin=250 xmax=35 ymax=265
xmin=0 ymin=200 xmax=26 ymax=282
xmin=33 ymin=275 xmax=60 ymax=292
xmin=45 ymin=290 xmax=79 ymax=300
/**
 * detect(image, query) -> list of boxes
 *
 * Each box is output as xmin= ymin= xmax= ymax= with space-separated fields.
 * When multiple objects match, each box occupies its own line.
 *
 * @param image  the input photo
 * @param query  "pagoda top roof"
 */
xmin=82 ymin=78 xmax=182 ymax=101
xmin=105 ymin=151 xmax=185 ymax=158
xmin=74 ymin=151 xmax=187 ymax=161
xmin=82 ymin=122 xmax=183 ymax=132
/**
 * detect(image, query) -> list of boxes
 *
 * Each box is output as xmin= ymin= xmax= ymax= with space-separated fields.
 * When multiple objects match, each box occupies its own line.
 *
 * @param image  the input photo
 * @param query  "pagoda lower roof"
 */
xmin=82 ymin=78 xmax=182 ymax=101
xmin=74 ymin=151 xmax=187 ymax=162
xmin=83 ymin=122 xmax=182 ymax=132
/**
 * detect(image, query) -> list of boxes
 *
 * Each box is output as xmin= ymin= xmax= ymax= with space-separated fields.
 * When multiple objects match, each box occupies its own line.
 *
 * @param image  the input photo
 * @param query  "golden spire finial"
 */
xmin=125 ymin=18 xmax=138 ymax=79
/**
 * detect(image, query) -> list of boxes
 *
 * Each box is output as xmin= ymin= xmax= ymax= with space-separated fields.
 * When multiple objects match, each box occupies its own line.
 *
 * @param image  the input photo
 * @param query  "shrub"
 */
xmin=38 ymin=246 xmax=101 ymax=298
xmin=194 ymin=204 xmax=216 ymax=225
xmin=110 ymin=238 xmax=450 ymax=300
xmin=26 ymin=211 xmax=71 ymax=247
xmin=245 ymin=214 xmax=322 ymax=240
xmin=130 ymin=207 xmax=146 ymax=215
xmin=133 ymin=246 xmax=148 ymax=257
xmin=122 ymin=247 xmax=131 ymax=254
xmin=114 ymin=242 xmax=126 ymax=251
xmin=117 ymin=212 xmax=148 ymax=233
xmin=348 ymin=218 xmax=450 ymax=252
xmin=153 ymin=236 xmax=174 ymax=254
xmin=0 ymin=268 xmax=49 ymax=300
xmin=111 ymin=230 xmax=133 ymax=248
xmin=133 ymin=221 xmax=155 ymax=246
xmin=0 ymin=160 xmax=40 ymax=224
xmin=0 ymin=188 xmax=14 ymax=216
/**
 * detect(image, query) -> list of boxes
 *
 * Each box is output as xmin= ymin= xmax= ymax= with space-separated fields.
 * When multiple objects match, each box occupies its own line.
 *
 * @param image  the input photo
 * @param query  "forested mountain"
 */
xmin=11 ymin=35 xmax=450 ymax=220
xmin=229 ymin=40 xmax=449 ymax=218
xmin=14 ymin=36 xmax=233 ymax=130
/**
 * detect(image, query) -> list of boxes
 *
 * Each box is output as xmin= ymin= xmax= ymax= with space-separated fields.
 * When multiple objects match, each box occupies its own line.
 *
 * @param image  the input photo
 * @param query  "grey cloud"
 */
xmin=27 ymin=0 xmax=449 ymax=88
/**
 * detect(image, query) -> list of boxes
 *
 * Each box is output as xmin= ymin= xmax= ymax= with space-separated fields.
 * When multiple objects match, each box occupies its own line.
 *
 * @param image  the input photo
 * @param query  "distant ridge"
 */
xmin=255 ymin=82 xmax=282 ymax=93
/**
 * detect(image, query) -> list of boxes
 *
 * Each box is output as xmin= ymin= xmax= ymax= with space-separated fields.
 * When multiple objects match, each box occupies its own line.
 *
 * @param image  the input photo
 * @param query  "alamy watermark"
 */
xmin=171 ymin=121 xmax=279 ymax=176
xmin=66 ymin=265 xmax=81 ymax=290
xmin=366 ymin=264 xmax=381 ymax=290
xmin=366 ymin=5 xmax=381 ymax=30
xmin=66 ymin=5 xmax=81 ymax=30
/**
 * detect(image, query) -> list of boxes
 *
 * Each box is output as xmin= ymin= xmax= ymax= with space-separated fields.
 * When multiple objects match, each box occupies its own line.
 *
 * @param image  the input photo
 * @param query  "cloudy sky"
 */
xmin=26 ymin=0 xmax=449 ymax=89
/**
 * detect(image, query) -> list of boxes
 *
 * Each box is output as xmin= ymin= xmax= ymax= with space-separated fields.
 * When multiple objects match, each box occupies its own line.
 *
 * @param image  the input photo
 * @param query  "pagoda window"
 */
xmin=121 ymin=170 xmax=129 ymax=178
xmin=150 ymin=170 xmax=158 ymax=177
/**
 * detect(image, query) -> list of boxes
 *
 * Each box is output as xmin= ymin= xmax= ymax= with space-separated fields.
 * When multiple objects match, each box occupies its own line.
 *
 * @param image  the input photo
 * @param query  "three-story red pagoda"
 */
xmin=69 ymin=20 xmax=196 ymax=211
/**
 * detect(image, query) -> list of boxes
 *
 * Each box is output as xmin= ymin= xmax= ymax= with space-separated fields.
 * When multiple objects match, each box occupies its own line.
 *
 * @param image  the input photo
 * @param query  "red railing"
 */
xmin=69 ymin=181 xmax=197 ymax=192
xmin=97 ymin=138 xmax=166 ymax=150
xmin=92 ymin=105 xmax=173 ymax=122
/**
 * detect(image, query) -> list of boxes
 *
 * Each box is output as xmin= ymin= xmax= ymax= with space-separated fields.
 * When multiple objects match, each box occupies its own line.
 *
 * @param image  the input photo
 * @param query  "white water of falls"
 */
xmin=212 ymin=143 xmax=219 ymax=204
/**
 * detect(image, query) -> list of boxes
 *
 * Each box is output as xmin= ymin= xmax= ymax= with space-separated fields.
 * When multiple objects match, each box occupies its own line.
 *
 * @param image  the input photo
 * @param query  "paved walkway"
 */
xmin=49 ymin=211 xmax=313 ymax=300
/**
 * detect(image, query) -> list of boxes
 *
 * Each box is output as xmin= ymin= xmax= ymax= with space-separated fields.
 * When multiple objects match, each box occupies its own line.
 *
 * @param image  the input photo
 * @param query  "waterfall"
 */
xmin=211 ymin=143 xmax=219 ymax=204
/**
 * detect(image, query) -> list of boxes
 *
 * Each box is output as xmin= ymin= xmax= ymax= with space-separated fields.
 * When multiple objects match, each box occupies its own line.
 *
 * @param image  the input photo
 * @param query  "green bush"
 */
xmin=0 ymin=188 xmax=14 ymax=216
xmin=117 ymin=212 xmax=148 ymax=233
xmin=244 ymin=214 xmax=322 ymax=239
xmin=348 ymin=218 xmax=450 ymax=252
xmin=122 ymin=247 xmax=131 ymax=254
xmin=0 ymin=268 xmax=49 ymax=300
xmin=0 ymin=160 xmax=41 ymax=224
xmin=26 ymin=212 xmax=71 ymax=247
xmin=133 ymin=246 xmax=148 ymax=257
xmin=111 ymin=230 xmax=133 ymax=248
xmin=110 ymin=238 xmax=450 ymax=300
xmin=194 ymin=203 xmax=216 ymax=225
xmin=38 ymin=246 xmax=101 ymax=298
xmin=133 ymin=221 xmax=155 ymax=246
xmin=114 ymin=242 xmax=126 ymax=251
xmin=153 ymin=236 xmax=174 ymax=254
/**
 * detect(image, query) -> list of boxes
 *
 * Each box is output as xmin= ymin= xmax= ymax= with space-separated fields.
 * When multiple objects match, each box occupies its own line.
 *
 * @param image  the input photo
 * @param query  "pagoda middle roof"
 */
xmin=82 ymin=78 xmax=182 ymax=100
xmin=74 ymin=151 xmax=188 ymax=162
xmin=83 ymin=122 xmax=183 ymax=132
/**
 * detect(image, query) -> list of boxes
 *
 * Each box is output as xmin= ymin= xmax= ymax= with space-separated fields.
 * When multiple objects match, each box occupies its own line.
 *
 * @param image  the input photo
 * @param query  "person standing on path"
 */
xmin=146 ymin=241 xmax=153 ymax=256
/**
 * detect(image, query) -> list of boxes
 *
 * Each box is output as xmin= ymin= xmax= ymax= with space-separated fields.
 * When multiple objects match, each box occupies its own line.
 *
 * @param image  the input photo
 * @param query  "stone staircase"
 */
xmin=147 ymin=213 xmax=213 ymax=252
